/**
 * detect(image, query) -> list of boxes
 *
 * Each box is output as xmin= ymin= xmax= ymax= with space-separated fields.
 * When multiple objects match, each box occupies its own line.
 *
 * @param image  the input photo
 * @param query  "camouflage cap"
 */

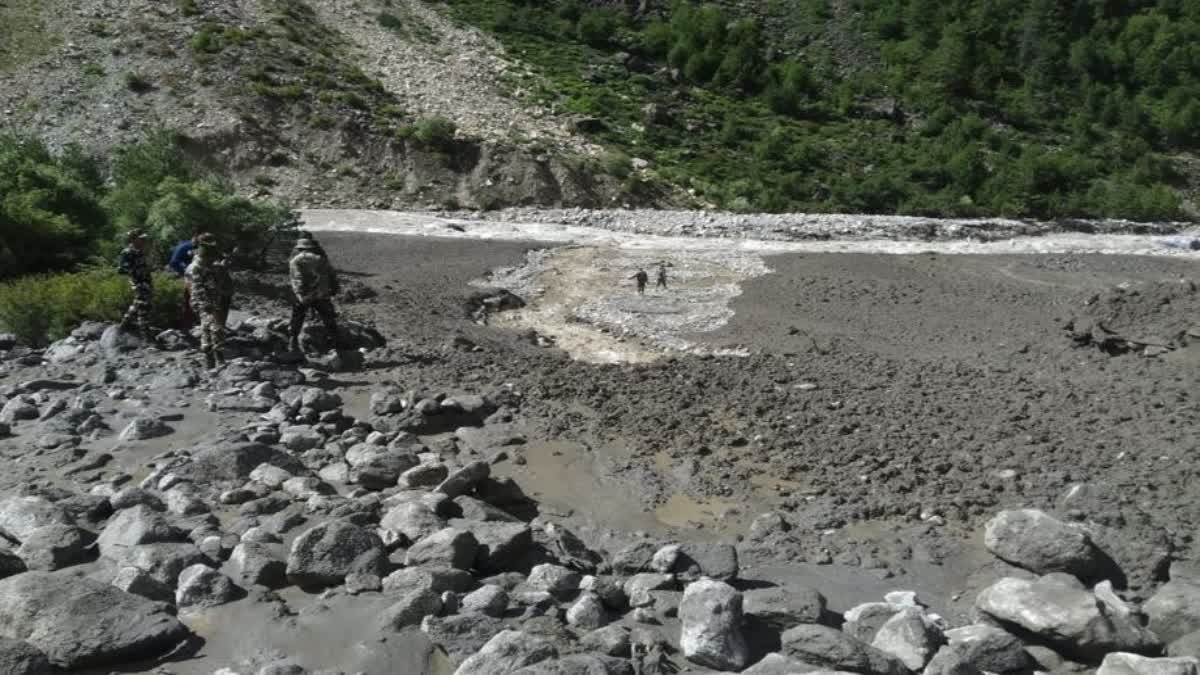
xmin=127 ymin=230 xmax=149 ymax=241
xmin=294 ymin=237 xmax=321 ymax=251
xmin=195 ymin=233 xmax=218 ymax=249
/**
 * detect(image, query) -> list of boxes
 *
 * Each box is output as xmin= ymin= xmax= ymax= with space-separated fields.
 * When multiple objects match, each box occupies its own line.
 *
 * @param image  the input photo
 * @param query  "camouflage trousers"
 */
xmin=195 ymin=308 xmax=226 ymax=355
xmin=122 ymin=282 xmax=153 ymax=335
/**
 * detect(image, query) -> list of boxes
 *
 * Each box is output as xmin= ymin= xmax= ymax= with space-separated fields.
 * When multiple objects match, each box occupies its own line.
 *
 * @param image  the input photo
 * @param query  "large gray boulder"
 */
xmin=384 ymin=566 xmax=474 ymax=595
xmin=346 ymin=446 xmax=419 ymax=490
xmin=975 ymin=575 xmax=1160 ymax=660
xmin=1097 ymin=653 xmax=1200 ymax=675
xmin=96 ymin=505 xmax=186 ymax=554
xmin=511 ymin=654 xmax=635 ymax=674
xmin=983 ymin=509 xmax=1102 ymax=578
xmin=111 ymin=566 xmax=174 ymax=603
xmin=0 ymin=636 xmax=54 ymax=675
xmin=673 ymin=543 xmax=739 ymax=581
xmin=566 ymin=592 xmax=608 ymax=631
xmin=780 ymin=624 xmax=911 ymax=675
xmin=103 ymin=542 xmax=209 ymax=586
xmin=421 ymin=614 xmax=507 ymax=663
xmin=679 ymin=579 xmax=749 ymax=671
xmin=455 ymin=630 xmax=557 ymax=675
xmin=923 ymin=645 xmax=984 ymax=675
xmin=745 ymin=586 xmax=827 ymax=632
xmin=871 ymin=607 xmax=944 ymax=671
xmin=438 ymin=461 xmax=491 ymax=499
xmin=15 ymin=525 xmax=90 ymax=571
xmin=1170 ymin=631 xmax=1200 ymax=658
xmin=742 ymin=653 xmax=857 ymax=674
xmin=286 ymin=520 xmax=386 ymax=587
xmin=175 ymin=564 xmax=239 ymax=608
xmin=380 ymin=502 xmax=447 ymax=544
xmin=462 ymin=585 xmax=509 ymax=618
xmin=527 ymin=564 xmax=582 ymax=596
xmin=0 ymin=497 xmax=71 ymax=541
xmin=172 ymin=442 xmax=306 ymax=486
xmin=0 ymin=571 xmax=189 ymax=668
xmin=380 ymin=587 xmax=444 ymax=630
xmin=230 ymin=542 xmax=287 ymax=588
xmin=405 ymin=528 xmax=478 ymax=570
xmin=943 ymin=624 xmax=1036 ymax=674
xmin=1147 ymin=579 xmax=1200 ymax=644
xmin=472 ymin=522 xmax=533 ymax=574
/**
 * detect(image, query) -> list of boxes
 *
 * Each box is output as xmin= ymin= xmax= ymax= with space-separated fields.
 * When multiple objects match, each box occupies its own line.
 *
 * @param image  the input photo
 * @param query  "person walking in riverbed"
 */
xmin=655 ymin=262 xmax=669 ymax=290
xmin=288 ymin=235 xmax=340 ymax=352
xmin=631 ymin=268 xmax=649 ymax=295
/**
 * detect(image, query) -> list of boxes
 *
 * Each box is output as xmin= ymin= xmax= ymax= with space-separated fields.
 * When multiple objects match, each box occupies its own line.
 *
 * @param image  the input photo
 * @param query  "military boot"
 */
xmin=213 ymin=350 xmax=226 ymax=367
xmin=203 ymin=349 xmax=216 ymax=370
xmin=288 ymin=336 xmax=301 ymax=353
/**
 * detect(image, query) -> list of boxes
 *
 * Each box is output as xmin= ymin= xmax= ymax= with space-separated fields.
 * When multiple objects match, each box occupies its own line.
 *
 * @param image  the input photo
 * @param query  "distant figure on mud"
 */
xmin=631 ymin=268 xmax=649 ymax=295
xmin=656 ymin=262 xmax=668 ymax=290
xmin=288 ymin=235 xmax=340 ymax=352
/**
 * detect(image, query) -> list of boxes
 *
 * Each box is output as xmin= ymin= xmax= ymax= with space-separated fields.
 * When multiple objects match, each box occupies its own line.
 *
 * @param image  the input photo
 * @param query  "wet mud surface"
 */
xmin=1 ymin=230 xmax=1196 ymax=672
xmin=312 ymin=234 xmax=1199 ymax=601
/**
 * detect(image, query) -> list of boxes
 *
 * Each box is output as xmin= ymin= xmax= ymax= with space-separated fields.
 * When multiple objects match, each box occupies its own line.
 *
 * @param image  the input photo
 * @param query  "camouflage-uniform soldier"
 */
xmin=188 ymin=235 xmax=232 ymax=369
xmin=630 ymin=269 xmax=648 ymax=295
xmin=117 ymin=231 xmax=153 ymax=337
xmin=288 ymin=236 xmax=339 ymax=352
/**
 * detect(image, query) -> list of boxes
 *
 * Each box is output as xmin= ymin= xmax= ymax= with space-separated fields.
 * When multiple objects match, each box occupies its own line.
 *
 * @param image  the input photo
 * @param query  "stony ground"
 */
xmin=0 ymin=230 xmax=1197 ymax=674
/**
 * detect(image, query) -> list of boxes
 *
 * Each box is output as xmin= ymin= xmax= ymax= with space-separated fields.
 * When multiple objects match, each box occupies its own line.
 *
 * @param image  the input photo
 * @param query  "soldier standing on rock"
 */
xmin=187 ymin=234 xmax=232 ymax=369
xmin=631 ymin=268 xmax=649 ymax=295
xmin=117 ymin=230 xmax=154 ymax=338
xmin=656 ymin=262 xmax=669 ymax=290
xmin=288 ymin=235 xmax=340 ymax=352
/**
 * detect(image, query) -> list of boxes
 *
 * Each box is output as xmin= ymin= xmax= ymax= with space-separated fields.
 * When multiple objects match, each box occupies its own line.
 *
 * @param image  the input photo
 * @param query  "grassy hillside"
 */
xmin=438 ymin=0 xmax=1200 ymax=220
xmin=1 ymin=0 xmax=1196 ymax=221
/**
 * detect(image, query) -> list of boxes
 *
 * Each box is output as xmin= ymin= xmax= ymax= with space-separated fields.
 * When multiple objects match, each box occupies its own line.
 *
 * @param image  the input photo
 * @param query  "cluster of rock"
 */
xmin=3 ymin=315 xmax=1200 ymax=674
xmin=1066 ymin=279 xmax=1200 ymax=357
xmin=34 ymin=318 xmax=384 ymax=371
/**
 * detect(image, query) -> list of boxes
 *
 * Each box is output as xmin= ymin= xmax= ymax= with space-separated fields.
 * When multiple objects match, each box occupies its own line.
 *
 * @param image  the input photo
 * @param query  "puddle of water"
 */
xmin=750 ymin=473 xmax=807 ymax=492
xmin=654 ymin=493 xmax=742 ymax=531
xmin=495 ymin=440 xmax=664 ymax=531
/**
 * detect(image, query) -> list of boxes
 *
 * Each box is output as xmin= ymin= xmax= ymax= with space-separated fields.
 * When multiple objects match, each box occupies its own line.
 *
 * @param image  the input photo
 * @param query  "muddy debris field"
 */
xmin=0 ymin=228 xmax=1196 ymax=674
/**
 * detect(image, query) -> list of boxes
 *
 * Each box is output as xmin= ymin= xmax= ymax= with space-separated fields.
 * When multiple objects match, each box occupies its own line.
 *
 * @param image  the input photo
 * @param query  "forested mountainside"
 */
xmin=1 ymin=0 xmax=1197 ymax=222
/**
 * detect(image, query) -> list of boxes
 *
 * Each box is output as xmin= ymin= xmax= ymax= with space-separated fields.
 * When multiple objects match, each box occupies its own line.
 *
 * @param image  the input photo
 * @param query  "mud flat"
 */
xmin=0 ymin=221 xmax=1194 ymax=674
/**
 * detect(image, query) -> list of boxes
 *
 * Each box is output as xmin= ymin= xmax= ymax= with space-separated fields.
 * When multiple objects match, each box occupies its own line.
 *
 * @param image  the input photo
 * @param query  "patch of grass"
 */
xmin=82 ymin=62 xmax=105 ymax=78
xmin=0 ymin=0 xmax=62 ymax=72
xmin=0 ymin=270 xmax=184 ymax=346
xmin=124 ymin=71 xmax=153 ymax=93
xmin=375 ymin=5 xmax=438 ymax=43
xmin=179 ymin=0 xmax=201 ymax=17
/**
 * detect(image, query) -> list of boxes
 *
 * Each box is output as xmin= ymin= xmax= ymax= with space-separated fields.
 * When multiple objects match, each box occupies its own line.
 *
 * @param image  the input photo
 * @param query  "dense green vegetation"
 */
xmin=438 ymin=0 xmax=1197 ymax=219
xmin=0 ymin=271 xmax=184 ymax=346
xmin=0 ymin=130 xmax=293 ymax=280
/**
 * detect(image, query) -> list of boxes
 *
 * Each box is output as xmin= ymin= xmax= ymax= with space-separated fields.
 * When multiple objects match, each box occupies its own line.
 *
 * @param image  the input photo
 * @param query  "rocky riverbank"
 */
xmin=0 ymin=231 xmax=1195 ymax=674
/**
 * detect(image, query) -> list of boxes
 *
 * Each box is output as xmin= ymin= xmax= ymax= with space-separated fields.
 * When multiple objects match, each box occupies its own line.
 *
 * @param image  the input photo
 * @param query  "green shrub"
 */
xmin=577 ymin=10 xmax=618 ymax=48
xmin=0 ymin=136 xmax=110 ymax=279
xmin=377 ymin=12 xmax=403 ymax=31
xmin=412 ymin=117 xmax=458 ymax=150
xmin=0 ymin=270 xmax=184 ymax=346
xmin=601 ymin=150 xmax=632 ymax=178
xmin=124 ymin=71 xmax=152 ymax=92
